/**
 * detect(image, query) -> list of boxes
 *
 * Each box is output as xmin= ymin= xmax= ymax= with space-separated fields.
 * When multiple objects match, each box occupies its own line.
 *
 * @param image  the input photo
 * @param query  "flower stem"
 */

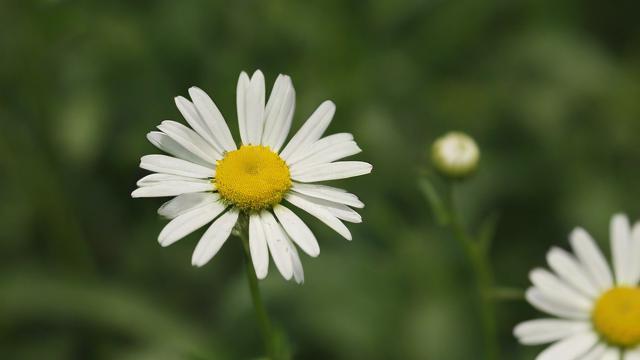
xmin=447 ymin=184 xmax=499 ymax=360
xmin=239 ymin=231 xmax=276 ymax=359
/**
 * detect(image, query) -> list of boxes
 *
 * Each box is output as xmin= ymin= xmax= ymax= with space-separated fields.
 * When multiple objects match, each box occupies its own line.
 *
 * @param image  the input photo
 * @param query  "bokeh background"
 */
xmin=2 ymin=0 xmax=640 ymax=359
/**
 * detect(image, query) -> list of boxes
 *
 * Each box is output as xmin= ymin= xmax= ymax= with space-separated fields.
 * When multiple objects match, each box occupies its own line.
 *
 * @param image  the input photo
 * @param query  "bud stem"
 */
xmin=446 ymin=184 xmax=500 ymax=360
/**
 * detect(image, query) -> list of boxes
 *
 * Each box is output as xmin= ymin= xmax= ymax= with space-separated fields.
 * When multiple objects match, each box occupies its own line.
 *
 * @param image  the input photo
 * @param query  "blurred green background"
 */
xmin=2 ymin=0 xmax=640 ymax=359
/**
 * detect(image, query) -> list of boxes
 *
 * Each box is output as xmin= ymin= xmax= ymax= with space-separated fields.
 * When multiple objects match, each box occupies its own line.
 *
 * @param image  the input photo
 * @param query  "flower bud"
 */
xmin=431 ymin=131 xmax=480 ymax=179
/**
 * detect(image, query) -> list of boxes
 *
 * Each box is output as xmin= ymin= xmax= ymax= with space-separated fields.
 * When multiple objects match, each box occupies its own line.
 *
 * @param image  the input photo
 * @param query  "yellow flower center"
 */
xmin=214 ymin=145 xmax=291 ymax=212
xmin=592 ymin=287 xmax=640 ymax=348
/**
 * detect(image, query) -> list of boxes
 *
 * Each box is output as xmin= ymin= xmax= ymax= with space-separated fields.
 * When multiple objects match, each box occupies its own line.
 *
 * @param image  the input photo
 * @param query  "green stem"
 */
xmin=239 ymin=231 xmax=276 ymax=359
xmin=447 ymin=184 xmax=499 ymax=360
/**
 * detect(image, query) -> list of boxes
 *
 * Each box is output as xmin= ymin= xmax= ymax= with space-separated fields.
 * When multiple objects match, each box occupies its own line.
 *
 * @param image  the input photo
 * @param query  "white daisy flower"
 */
xmin=132 ymin=70 xmax=372 ymax=284
xmin=514 ymin=214 xmax=640 ymax=360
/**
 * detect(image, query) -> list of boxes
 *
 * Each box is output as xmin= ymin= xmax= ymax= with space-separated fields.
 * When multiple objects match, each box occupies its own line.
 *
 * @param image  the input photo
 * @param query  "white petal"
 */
xmin=611 ymin=214 xmax=633 ymax=285
xmin=287 ymin=237 xmax=305 ymax=284
xmin=188 ymin=86 xmax=237 ymax=152
xmin=285 ymin=192 xmax=352 ymax=240
xmin=291 ymin=183 xmax=364 ymax=208
xmin=262 ymin=74 xmax=295 ymax=152
xmin=158 ymin=120 xmax=222 ymax=166
xmin=236 ymin=70 xmax=266 ymax=145
xmin=273 ymin=204 xmax=320 ymax=257
xmin=158 ymin=201 xmax=227 ymax=247
xmin=147 ymin=131 xmax=212 ymax=167
xmin=131 ymin=181 xmax=214 ymax=198
xmin=570 ymin=228 xmax=614 ymax=291
xmin=631 ymin=223 xmax=640 ymax=285
xmin=261 ymin=211 xmax=293 ymax=280
xmin=581 ymin=343 xmax=608 ymax=360
xmin=547 ymin=247 xmax=599 ymax=298
xmin=157 ymin=120 xmax=220 ymax=164
xmin=191 ymin=209 xmax=239 ymax=267
xmin=291 ymin=161 xmax=373 ymax=183
xmin=601 ymin=348 xmax=621 ymax=360
xmin=514 ymin=319 xmax=591 ymax=345
xmin=136 ymin=173 xmax=209 ymax=187
xmin=529 ymin=269 xmax=594 ymax=311
xmin=325 ymin=203 xmax=362 ymax=223
xmin=290 ymin=141 xmax=362 ymax=172
xmin=249 ymin=213 xmax=269 ymax=279
xmin=286 ymin=133 xmax=353 ymax=165
xmin=535 ymin=332 xmax=598 ymax=360
xmin=174 ymin=96 xmax=224 ymax=153
xmin=139 ymin=155 xmax=214 ymax=178
xmin=279 ymin=100 xmax=335 ymax=161
xmin=525 ymin=288 xmax=590 ymax=320
xmin=236 ymin=72 xmax=250 ymax=144
xmin=157 ymin=193 xmax=220 ymax=219
xmin=625 ymin=348 xmax=640 ymax=360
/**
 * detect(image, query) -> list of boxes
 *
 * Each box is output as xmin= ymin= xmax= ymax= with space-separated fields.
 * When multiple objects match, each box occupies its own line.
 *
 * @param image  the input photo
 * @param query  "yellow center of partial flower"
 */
xmin=214 ymin=145 xmax=291 ymax=212
xmin=592 ymin=287 xmax=640 ymax=348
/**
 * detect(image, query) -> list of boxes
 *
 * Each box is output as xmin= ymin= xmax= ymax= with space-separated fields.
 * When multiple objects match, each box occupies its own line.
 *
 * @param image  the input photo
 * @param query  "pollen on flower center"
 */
xmin=592 ymin=287 xmax=640 ymax=347
xmin=214 ymin=145 xmax=291 ymax=212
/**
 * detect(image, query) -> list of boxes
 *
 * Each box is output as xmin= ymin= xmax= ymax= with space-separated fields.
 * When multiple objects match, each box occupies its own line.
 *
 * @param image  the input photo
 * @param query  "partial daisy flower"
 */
xmin=514 ymin=214 xmax=640 ymax=359
xmin=132 ymin=70 xmax=371 ymax=284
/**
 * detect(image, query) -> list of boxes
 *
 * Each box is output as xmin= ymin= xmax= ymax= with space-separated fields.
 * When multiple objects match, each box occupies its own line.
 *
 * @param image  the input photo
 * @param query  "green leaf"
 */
xmin=490 ymin=287 xmax=525 ymax=302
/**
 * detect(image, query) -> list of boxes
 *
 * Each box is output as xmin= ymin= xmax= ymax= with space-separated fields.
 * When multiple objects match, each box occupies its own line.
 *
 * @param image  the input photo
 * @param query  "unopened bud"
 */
xmin=431 ymin=132 xmax=480 ymax=179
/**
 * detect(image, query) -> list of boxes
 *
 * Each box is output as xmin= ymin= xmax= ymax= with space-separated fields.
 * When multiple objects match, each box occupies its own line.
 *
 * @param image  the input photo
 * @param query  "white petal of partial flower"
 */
xmin=158 ymin=193 xmax=220 ymax=219
xmin=535 ymin=332 xmax=598 ymax=360
xmin=581 ymin=343 xmax=608 ymax=360
xmin=547 ymin=247 xmax=599 ymax=298
xmin=174 ymin=96 xmax=224 ymax=153
xmin=236 ymin=70 xmax=266 ymax=145
xmin=191 ymin=209 xmax=239 ymax=267
xmin=261 ymin=211 xmax=293 ymax=280
xmin=291 ymin=161 xmax=373 ymax=183
xmin=262 ymin=74 xmax=295 ymax=152
xmin=287 ymin=133 xmax=353 ymax=165
xmin=157 ymin=120 xmax=220 ymax=164
xmin=529 ymin=269 xmax=594 ymax=311
xmin=569 ymin=228 xmax=614 ymax=291
xmin=514 ymin=319 xmax=591 ymax=345
xmin=140 ymin=155 xmax=214 ymax=178
xmin=188 ymin=86 xmax=237 ymax=152
xmin=131 ymin=181 xmax=214 ymax=198
xmin=287 ymin=236 xmax=304 ymax=284
xmin=525 ymin=288 xmax=590 ymax=320
xmin=136 ymin=173 xmax=209 ymax=187
xmin=601 ymin=348 xmax=621 ymax=360
xmin=147 ymin=131 xmax=212 ymax=167
xmin=291 ymin=183 xmax=364 ymax=208
xmin=158 ymin=201 xmax=227 ymax=247
xmin=279 ymin=100 xmax=335 ymax=161
xmin=290 ymin=141 xmax=362 ymax=172
xmin=625 ymin=348 xmax=640 ymax=360
xmin=285 ymin=192 xmax=352 ymax=240
xmin=273 ymin=204 xmax=320 ymax=257
xmin=631 ymin=223 xmax=640 ymax=285
xmin=249 ymin=213 xmax=269 ymax=279
xmin=611 ymin=214 xmax=633 ymax=285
